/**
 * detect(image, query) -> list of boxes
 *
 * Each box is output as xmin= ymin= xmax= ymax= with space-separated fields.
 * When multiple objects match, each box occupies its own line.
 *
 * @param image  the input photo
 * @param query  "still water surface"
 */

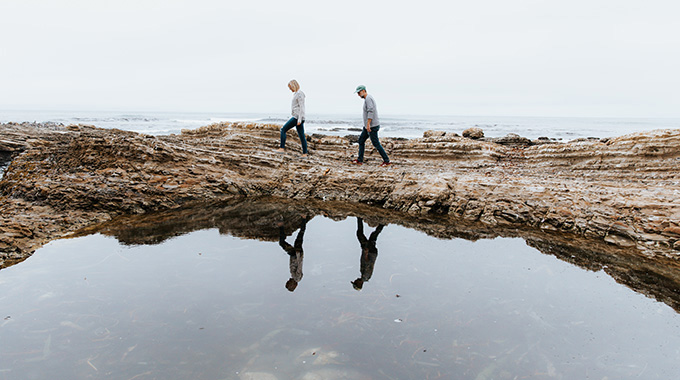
xmin=1 ymin=213 xmax=679 ymax=379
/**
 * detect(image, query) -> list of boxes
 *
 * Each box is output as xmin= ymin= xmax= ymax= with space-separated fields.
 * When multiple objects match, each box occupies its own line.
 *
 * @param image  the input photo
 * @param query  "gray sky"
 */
xmin=2 ymin=0 xmax=679 ymax=117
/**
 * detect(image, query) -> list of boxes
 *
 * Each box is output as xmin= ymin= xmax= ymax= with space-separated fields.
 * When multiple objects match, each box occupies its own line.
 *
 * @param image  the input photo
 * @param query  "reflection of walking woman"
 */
xmin=279 ymin=218 xmax=308 ymax=292
xmin=278 ymin=79 xmax=308 ymax=156
xmin=352 ymin=217 xmax=385 ymax=291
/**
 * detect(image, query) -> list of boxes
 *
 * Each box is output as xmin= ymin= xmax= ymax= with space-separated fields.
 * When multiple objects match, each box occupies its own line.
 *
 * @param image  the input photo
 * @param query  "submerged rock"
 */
xmin=297 ymin=347 xmax=345 ymax=366
xmin=239 ymin=372 xmax=278 ymax=380
xmin=300 ymin=368 xmax=369 ymax=380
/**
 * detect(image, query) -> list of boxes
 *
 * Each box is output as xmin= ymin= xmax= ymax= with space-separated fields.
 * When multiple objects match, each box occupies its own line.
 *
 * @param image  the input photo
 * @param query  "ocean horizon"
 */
xmin=2 ymin=109 xmax=680 ymax=141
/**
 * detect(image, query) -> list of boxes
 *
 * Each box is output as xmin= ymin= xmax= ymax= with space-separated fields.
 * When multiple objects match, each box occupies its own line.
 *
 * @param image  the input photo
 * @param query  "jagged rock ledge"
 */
xmin=1 ymin=121 xmax=679 ymax=268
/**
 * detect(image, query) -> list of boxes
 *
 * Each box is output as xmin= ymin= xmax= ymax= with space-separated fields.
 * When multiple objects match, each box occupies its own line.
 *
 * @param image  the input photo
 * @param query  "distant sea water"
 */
xmin=2 ymin=109 xmax=679 ymax=141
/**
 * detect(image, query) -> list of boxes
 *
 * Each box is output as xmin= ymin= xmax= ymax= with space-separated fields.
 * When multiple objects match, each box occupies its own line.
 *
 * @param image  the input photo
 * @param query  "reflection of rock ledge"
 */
xmin=75 ymin=197 xmax=680 ymax=314
xmin=1 ymin=122 xmax=679 ymax=268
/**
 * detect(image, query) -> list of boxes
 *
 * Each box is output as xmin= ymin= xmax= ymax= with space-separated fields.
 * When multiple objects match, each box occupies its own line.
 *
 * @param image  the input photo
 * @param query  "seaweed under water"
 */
xmin=0 ymin=199 xmax=679 ymax=380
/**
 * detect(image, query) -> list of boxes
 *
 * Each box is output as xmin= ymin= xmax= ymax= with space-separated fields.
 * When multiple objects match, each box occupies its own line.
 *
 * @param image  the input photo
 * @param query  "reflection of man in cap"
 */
xmin=352 ymin=85 xmax=391 ymax=167
xmin=351 ymin=217 xmax=385 ymax=290
xmin=279 ymin=217 xmax=308 ymax=292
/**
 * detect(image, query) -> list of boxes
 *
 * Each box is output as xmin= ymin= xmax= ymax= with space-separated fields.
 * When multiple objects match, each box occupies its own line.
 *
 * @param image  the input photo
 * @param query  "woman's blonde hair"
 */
xmin=288 ymin=79 xmax=300 ymax=92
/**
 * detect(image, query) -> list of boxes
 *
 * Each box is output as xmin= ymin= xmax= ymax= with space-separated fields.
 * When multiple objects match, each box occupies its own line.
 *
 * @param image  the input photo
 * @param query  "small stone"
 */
xmin=604 ymin=234 xmax=636 ymax=247
xmin=423 ymin=130 xmax=446 ymax=138
xmin=462 ymin=127 xmax=484 ymax=139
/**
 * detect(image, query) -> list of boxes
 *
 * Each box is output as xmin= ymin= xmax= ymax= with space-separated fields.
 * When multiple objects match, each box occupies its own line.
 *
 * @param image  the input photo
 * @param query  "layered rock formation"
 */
xmin=1 ymin=121 xmax=679 ymax=269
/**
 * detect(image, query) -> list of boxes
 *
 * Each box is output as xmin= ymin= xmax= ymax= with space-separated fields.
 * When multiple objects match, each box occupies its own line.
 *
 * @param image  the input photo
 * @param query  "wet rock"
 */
xmin=462 ymin=127 xmax=484 ymax=139
xmin=344 ymin=134 xmax=360 ymax=144
xmin=0 ymin=152 xmax=11 ymax=177
xmin=533 ymin=136 xmax=559 ymax=145
xmin=423 ymin=130 xmax=446 ymax=138
xmin=492 ymin=133 xmax=533 ymax=147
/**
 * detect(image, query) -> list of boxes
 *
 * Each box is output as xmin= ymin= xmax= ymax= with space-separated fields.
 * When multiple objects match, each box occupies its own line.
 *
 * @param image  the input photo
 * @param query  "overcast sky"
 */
xmin=2 ymin=0 xmax=679 ymax=117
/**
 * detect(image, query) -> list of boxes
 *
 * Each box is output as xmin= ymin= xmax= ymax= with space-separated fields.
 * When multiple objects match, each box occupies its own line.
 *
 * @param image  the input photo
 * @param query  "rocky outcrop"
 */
xmin=462 ymin=127 xmax=483 ymax=139
xmin=1 ymin=121 xmax=679 ymax=268
xmin=75 ymin=196 xmax=680 ymax=314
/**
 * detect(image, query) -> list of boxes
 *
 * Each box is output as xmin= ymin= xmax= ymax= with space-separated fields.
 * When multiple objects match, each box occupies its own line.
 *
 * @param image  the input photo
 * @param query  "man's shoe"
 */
xmin=379 ymin=161 xmax=391 ymax=167
xmin=351 ymin=159 xmax=363 ymax=165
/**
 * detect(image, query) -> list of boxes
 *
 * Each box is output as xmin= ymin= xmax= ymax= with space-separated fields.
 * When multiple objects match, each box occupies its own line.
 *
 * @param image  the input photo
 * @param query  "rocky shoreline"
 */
xmin=1 ymin=121 xmax=679 ymax=270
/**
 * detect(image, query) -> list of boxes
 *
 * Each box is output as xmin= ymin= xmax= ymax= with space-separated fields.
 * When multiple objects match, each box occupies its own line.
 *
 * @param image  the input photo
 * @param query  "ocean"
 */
xmin=2 ymin=109 xmax=679 ymax=141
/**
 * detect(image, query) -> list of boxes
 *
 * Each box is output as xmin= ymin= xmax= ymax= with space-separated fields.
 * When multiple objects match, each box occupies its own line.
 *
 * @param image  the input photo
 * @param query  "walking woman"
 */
xmin=278 ymin=79 xmax=308 ymax=156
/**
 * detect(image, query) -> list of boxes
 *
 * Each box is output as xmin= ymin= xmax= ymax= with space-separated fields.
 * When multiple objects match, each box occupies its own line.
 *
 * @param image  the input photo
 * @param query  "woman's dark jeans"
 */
xmin=280 ymin=118 xmax=308 ymax=154
xmin=357 ymin=126 xmax=389 ymax=163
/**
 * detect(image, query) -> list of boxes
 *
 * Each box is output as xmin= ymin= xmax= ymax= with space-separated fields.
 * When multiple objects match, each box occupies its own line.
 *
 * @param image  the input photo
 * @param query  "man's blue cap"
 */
xmin=354 ymin=85 xmax=366 ymax=93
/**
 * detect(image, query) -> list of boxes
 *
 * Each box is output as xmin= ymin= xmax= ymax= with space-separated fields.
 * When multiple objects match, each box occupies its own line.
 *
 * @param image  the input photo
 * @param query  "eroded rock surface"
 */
xmin=1 ymin=121 xmax=679 ymax=268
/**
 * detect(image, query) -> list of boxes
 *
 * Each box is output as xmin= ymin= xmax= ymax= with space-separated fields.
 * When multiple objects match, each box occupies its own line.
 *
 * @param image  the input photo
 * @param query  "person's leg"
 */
xmin=280 ymin=118 xmax=297 ymax=149
xmin=369 ymin=224 xmax=384 ymax=242
xmin=357 ymin=128 xmax=369 ymax=162
xmin=356 ymin=217 xmax=367 ymax=245
xmin=279 ymin=226 xmax=294 ymax=254
xmin=294 ymin=219 xmax=307 ymax=249
xmin=368 ymin=127 xmax=389 ymax=163
xmin=295 ymin=121 xmax=308 ymax=154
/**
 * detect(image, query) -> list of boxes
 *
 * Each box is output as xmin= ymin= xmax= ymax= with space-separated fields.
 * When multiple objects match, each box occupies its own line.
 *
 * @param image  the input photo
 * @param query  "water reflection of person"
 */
xmin=352 ymin=217 xmax=385 ymax=291
xmin=279 ymin=217 xmax=308 ymax=292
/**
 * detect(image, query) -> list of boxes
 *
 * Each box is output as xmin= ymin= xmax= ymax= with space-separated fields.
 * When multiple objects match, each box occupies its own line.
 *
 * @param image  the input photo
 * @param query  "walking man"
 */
xmin=353 ymin=85 xmax=390 ymax=166
xmin=351 ymin=217 xmax=385 ymax=291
